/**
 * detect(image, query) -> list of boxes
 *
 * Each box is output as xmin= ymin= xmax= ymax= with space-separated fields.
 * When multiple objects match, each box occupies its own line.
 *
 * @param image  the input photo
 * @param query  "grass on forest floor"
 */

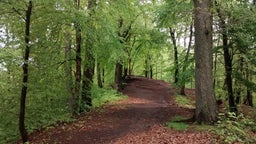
xmin=91 ymin=86 xmax=128 ymax=108
xmin=165 ymin=116 xmax=189 ymax=131
xmin=165 ymin=115 xmax=214 ymax=131
xmin=174 ymin=94 xmax=195 ymax=109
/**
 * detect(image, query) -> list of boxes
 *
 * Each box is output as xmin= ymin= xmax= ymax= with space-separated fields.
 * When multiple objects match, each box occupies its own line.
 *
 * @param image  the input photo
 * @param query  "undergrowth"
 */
xmin=175 ymin=95 xmax=194 ymax=109
xmin=0 ymin=86 xmax=126 ymax=144
xmin=212 ymin=112 xmax=256 ymax=144
xmin=91 ymin=86 xmax=127 ymax=108
xmin=165 ymin=116 xmax=188 ymax=131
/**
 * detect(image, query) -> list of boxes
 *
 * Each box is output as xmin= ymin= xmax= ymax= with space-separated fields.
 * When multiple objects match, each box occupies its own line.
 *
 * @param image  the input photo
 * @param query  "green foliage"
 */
xmin=91 ymin=86 xmax=127 ymax=108
xmin=166 ymin=122 xmax=188 ymax=130
xmin=213 ymin=112 xmax=256 ymax=144
xmin=175 ymin=95 xmax=194 ymax=109
xmin=166 ymin=116 xmax=188 ymax=130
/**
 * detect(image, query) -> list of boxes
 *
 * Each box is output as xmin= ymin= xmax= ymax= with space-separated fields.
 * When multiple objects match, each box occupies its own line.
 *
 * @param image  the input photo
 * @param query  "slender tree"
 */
xmin=180 ymin=24 xmax=193 ymax=95
xmin=19 ymin=1 xmax=32 ymax=143
xmin=169 ymin=28 xmax=179 ymax=84
xmin=194 ymin=0 xmax=218 ymax=124
xmin=216 ymin=1 xmax=237 ymax=113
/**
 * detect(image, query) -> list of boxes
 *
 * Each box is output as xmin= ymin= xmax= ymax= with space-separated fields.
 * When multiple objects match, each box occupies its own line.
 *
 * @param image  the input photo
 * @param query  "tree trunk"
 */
xmin=123 ymin=67 xmax=128 ymax=80
xmin=216 ymin=3 xmax=237 ymax=113
xmin=115 ymin=17 xmax=131 ymax=90
xmin=115 ymin=62 xmax=123 ymax=91
xmin=194 ymin=0 xmax=218 ymax=124
xmin=128 ymin=57 xmax=132 ymax=75
xmin=73 ymin=0 xmax=82 ymax=114
xmin=102 ymin=68 xmax=105 ymax=84
xmin=64 ymin=32 xmax=75 ymax=113
xmin=81 ymin=0 xmax=97 ymax=110
xmin=150 ymin=64 xmax=153 ymax=79
xmin=97 ymin=63 xmax=103 ymax=88
xmin=170 ymin=28 xmax=179 ymax=84
xmin=244 ymin=64 xmax=253 ymax=107
xmin=180 ymin=24 xmax=193 ymax=95
xmin=19 ymin=1 xmax=32 ymax=143
xmin=234 ymin=55 xmax=243 ymax=104
xmin=144 ymin=58 xmax=148 ymax=78
xmin=81 ymin=50 xmax=94 ymax=110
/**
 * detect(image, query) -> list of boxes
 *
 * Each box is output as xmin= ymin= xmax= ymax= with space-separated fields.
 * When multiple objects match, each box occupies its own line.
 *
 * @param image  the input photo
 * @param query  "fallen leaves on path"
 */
xmin=26 ymin=76 xmax=218 ymax=144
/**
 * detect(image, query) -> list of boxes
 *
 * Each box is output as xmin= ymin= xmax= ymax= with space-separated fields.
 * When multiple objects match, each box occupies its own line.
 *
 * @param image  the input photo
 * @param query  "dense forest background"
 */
xmin=1 ymin=0 xmax=256 ymax=143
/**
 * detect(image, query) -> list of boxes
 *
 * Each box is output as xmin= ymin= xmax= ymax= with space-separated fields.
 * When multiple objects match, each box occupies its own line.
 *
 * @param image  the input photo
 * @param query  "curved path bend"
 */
xmin=28 ymin=76 xmax=215 ymax=144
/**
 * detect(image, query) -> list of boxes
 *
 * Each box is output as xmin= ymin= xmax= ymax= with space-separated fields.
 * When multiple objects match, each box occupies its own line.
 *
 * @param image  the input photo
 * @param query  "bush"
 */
xmin=213 ymin=112 xmax=256 ymax=144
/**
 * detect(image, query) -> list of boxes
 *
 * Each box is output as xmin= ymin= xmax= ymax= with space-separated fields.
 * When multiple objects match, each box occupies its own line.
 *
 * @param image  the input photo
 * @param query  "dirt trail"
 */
xmin=28 ymin=76 xmax=215 ymax=144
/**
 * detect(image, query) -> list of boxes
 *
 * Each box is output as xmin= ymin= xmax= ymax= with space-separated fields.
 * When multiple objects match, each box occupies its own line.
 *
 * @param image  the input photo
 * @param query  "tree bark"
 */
xmin=115 ymin=17 xmax=132 ymax=90
xmin=19 ymin=1 xmax=32 ymax=143
xmin=64 ymin=32 xmax=75 ymax=113
xmin=144 ymin=58 xmax=148 ymax=78
xmin=194 ymin=0 xmax=218 ymax=124
xmin=216 ymin=2 xmax=237 ymax=113
xmin=170 ymin=28 xmax=179 ymax=84
xmin=81 ymin=50 xmax=94 ymax=109
xmin=115 ymin=62 xmax=123 ymax=91
xmin=123 ymin=67 xmax=128 ymax=80
xmin=234 ymin=55 xmax=243 ymax=104
xmin=81 ymin=0 xmax=97 ymax=110
xmin=97 ymin=63 xmax=103 ymax=88
xmin=244 ymin=64 xmax=253 ymax=107
xmin=150 ymin=64 xmax=153 ymax=79
xmin=73 ymin=0 xmax=82 ymax=114
xmin=180 ymin=24 xmax=193 ymax=95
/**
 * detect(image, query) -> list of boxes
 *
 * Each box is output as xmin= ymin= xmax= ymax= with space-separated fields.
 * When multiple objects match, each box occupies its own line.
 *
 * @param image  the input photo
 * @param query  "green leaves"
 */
xmin=156 ymin=0 xmax=193 ymax=28
xmin=214 ymin=113 xmax=256 ymax=143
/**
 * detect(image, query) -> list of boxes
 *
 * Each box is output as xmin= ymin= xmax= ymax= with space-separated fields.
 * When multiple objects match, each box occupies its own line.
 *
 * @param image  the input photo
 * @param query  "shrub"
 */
xmin=213 ymin=112 xmax=256 ymax=144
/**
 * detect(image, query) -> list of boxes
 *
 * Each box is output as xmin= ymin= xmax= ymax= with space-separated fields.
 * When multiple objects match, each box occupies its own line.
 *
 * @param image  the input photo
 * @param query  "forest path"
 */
xmin=28 ymin=76 xmax=214 ymax=144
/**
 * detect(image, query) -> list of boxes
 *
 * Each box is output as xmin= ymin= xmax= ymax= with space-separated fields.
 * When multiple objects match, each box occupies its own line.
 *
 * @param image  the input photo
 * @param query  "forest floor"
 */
xmin=26 ymin=76 xmax=217 ymax=144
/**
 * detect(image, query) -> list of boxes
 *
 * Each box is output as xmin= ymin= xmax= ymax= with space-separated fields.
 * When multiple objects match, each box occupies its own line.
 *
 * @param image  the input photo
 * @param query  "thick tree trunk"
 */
xmin=19 ymin=1 xmax=32 ymax=143
xmin=194 ymin=0 xmax=218 ymax=124
xmin=180 ymin=24 xmax=193 ymax=95
xmin=170 ymin=28 xmax=179 ymax=84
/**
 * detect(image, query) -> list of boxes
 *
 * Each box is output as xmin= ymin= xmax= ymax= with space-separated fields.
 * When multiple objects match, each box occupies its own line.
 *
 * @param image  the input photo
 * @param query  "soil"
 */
xmin=25 ymin=76 xmax=216 ymax=144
